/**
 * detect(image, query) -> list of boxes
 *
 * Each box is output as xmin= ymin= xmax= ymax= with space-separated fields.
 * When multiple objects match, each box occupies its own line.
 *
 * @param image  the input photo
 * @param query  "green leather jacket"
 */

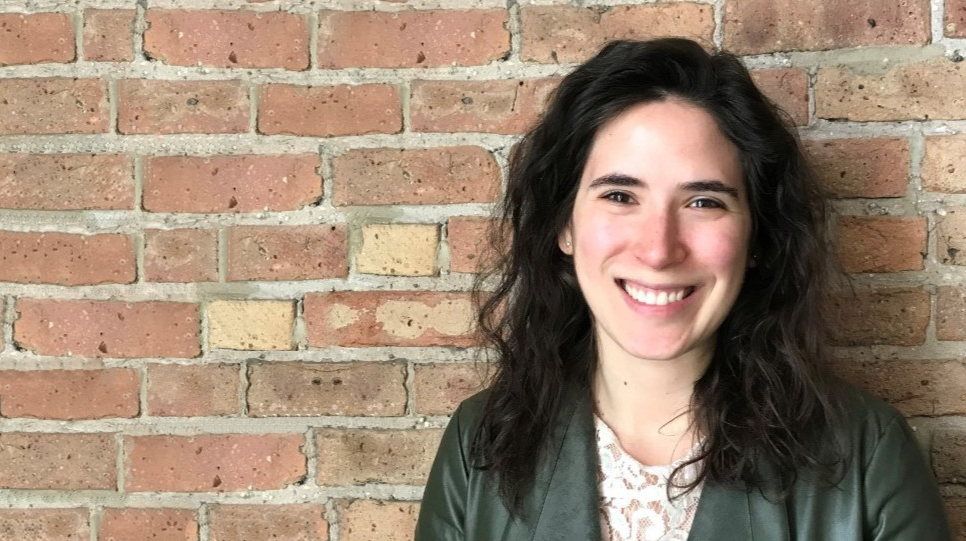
xmin=415 ymin=383 xmax=951 ymax=540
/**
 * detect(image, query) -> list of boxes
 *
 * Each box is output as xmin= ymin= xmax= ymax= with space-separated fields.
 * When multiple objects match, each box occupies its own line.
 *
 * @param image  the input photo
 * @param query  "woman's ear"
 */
xmin=558 ymin=226 xmax=573 ymax=255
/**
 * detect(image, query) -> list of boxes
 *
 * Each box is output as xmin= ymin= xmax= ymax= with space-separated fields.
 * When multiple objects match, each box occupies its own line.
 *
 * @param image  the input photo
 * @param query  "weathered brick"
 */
xmin=117 ymin=79 xmax=249 ymax=134
xmin=0 ymin=78 xmax=107 ymax=134
xmin=834 ymin=215 xmax=926 ymax=273
xmin=923 ymin=136 xmax=966 ymax=193
xmin=0 ymin=13 xmax=74 ymax=66
xmin=0 ymin=153 xmax=134 ymax=210
xmin=145 ymin=10 xmax=308 ymax=70
xmin=939 ymin=287 xmax=966 ymax=341
xmin=413 ymin=363 xmax=486 ymax=415
xmin=227 ymin=225 xmax=347 ymax=281
xmin=0 ymin=368 xmax=139 ymax=419
xmin=933 ymin=429 xmax=966 ymax=483
xmin=0 ymin=509 xmax=89 ymax=541
xmin=825 ymin=288 xmax=930 ymax=346
xmin=83 ymin=9 xmax=135 ymax=62
xmin=521 ymin=4 xmax=713 ymax=64
xmin=804 ymin=138 xmax=910 ymax=198
xmin=946 ymin=0 xmax=966 ymax=37
xmin=332 ymin=147 xmax=500 ymax=205
xmin=947 ymin=497 xmax=966 ymax=541
xmin=339 ymin=500 xmax=418 ymax=541
xmin=0 ymin=231 xmax=135 ymax=285
xmin=831 ymin=359 xmax=966 ymax=416
xmin=144 ymin=229 xmax=218 ymax=283
xmin=447 ymin=216 xmax=494 ymax=273
xmin=248 ymin=361 xmax=407 ymax=417
xmin=304 ymin=291 xmax=476 ymax=347
xmin=316 ymin=429 xmax=441 ymax=485
xmin=0 ymin=433 xmax=115 ymax=489
xmin=207 ymin=300 xmax=295 ymax=351
xmin=318 ymin=9 xmax=508 ymax=68
xmin=125 ymin=434 xmax=306 ymax=492
xmin=938 ymin=209 xmax=966 ymax=265
xmin=751 ymin=68 xmax=809 ymax=126
xmin=209 ymin=505 xmax=327 ymax=541
xmin=356 ymin=224 xmax=439 ymax=276
xmin=100 ymin=509 xmax=198 ymax=541
xmin=147 ymin=363 xmax=239 ymax=417
xmin=816 ymin=59 xmax=966 ymax=121
xmin=14 ymin=300 xmax=200 ymax=358
xmin=411 ymin=78 xmax=558 ymax=134
xmin=724 ymin=0 xmax=929 ymax=54
xmin=258 ymin=84 xmax=401 ymax=136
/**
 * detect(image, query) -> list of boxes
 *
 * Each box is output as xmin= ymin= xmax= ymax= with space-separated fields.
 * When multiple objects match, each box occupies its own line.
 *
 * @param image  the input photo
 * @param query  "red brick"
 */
xmin=805 ymin=138 xmax=910 ymax=198
xmin=0 ymin=509 xmax=89 ymax=541
xmin=147 ymin=363 xmax=239 ymax=416
xmin=100 ymin=509 xmax=198 ymax=541
xmin=258 ymin=84 xmax=401 ymax=136
xmin=144 ymin=229 xmax=218 ymax=283
xmin=0 ymin=13 xmax=74 ymax=66
xmin=939 ymin=287 xmax=966 ymax=341
xmin=923 ymin=136 xmax=966 ymax=193
xmin=145 ymin=10 xmax=308 ymax=70
xmin=724 ymin=0 xmax=928 ymax=54
xmin=125 ymin=434 xmax=305 ymax=492
xmin=521 ymin=4 xmax=713 ymax=64
xmin=413 ymin=363 xmax=486 ymax=415
xmin=339 ymin=500 xmax=417 ymax=541
xmin=304 ymin=291 xmax=476 ymax=347
xmin=144 ymin=154 xmax=320 ymax=213
xmin=817 ymin=59 xmax=966 ymax=121
xmin=447 ymin=216 xmax=494 ymax=273
xmin=751 ymin=68 xmax=809 ymax=126
xmin=0 ymin=154 xmax=133 ymax=210
xmin=938 ymin=209 xmax=966 ymax=265
xmin=316 ymin=429 xmax=441 ymax=485
xmin=227 ymin=225 xmax=347 ymax=281
xmin=318 ymin=9 xmax=508 ymax=68
xmin=83 ymin=9 xmax=135 ymax=62
xmin=248 ymin=361 xmax=406 ymax=417
xmin=0 ymin=231 xmax=134 ymax=285
xmin=0 ymin=78 xmax=107 ymax=135
xmin=210 ymin=505 xmax=327 ymax=541
xmin=0 ymin=433 xmax=115 ymax=489
xmin=411 ymin=78 xmax=558 ymax=135
xmin=834 ymin=215 xmax=926 ymax=273
xmin=14 ymin=300 xmax=200 ymax=358
xmin=933 ymin=429 xmax=966 ymax=482
xmin=332 ymin=147 xmax=500 ymax=205
xmin=826 ymin=288 xmax=930 ymax=346
xmin=0 ymin=368 xmax=139 ymax=419
xmin=117 ymin=79 xmax=249 ymax=134
xmin=831 ymin=358 xmax=966 ymax=416
xmin=946 ymin=0 xmax=966 ymax=37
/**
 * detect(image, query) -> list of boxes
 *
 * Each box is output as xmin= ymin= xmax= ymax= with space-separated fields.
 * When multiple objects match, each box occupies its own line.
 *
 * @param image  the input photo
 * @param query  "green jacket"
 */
xmin=415 ymin=383 xmax=951 ymax=540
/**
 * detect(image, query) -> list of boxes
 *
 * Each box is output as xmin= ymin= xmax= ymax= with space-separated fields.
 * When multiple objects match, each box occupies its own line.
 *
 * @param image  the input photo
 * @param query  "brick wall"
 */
xmin=0 ymin=0 xmax=964 ymax=539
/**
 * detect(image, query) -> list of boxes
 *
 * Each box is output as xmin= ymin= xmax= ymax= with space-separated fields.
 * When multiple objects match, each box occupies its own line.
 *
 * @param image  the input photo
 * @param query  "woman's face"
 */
xmin=559 ymin=99 xmax=752 ymax=367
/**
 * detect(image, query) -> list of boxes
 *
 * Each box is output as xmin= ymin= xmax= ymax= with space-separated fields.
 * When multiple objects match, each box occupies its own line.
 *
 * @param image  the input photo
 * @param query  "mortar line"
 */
xmin=133 ymin=230 xmax=145 ymax=284
xmin=308 ymin=10 xmax=319 ymax=71
xmin=303 ymin=427 xmax=320 ymax=490
xmin=198 ymin=503 xmax=211 ymax=541
xmin=133 ymin=0 xmax=147 ymax=61
xmin=89 ymin=506 xmax=101 ymax=541
xmin=2 ymin=295 xmax=15 ymax=355
xmin=248 ymin=84 xmax=258 ymax=134
xmin=712 ymin=0 xmax=725 ymax=49
xmin=506 ymin=0 xmax=522 ymax=63
xmin=326 ymin=499 xmax=342 ymax=541
xmin=405 ymin=359 xmax=416 ymax=417
xmin=114 ymin=433 xmax=125 ymax=494
xmin=293 ymin=296 xmax=308 ymax=351
xmin=400 ymin=79 xmax=412 ymax=134
xmin=931 ymin=0 xmax=945 ymax=46
xmin=73 ymin=9 xmax=84 ymax=63
xmin=138 ymin=362 xmax=149 ymax=418
xmin=238 ymin=359 xmax=249 ymax=416
xmin=107 ymin=78 xmax=119 ymax=135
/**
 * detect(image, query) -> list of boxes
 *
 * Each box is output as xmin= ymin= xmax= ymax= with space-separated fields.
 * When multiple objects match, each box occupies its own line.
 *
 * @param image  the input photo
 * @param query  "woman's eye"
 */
xmin=603 ymin=191 xmax=633 ymax=204
xmin=689 ymin=198 xmax=725 ymax=209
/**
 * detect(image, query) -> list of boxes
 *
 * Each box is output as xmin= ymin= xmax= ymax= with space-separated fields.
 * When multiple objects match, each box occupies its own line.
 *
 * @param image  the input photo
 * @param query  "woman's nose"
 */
xmin=633 ymin=212 xmax=687 ymax=269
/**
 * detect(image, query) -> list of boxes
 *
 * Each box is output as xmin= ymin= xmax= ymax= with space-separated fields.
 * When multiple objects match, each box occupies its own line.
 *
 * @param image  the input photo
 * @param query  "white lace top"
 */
xmin=595 ymin=415 xmax=705 ymax=541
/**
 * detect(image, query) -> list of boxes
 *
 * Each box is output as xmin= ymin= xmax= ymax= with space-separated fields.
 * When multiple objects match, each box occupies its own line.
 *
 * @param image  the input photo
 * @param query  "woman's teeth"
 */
xmin=621 ymin=281 xmax=692 ymax=306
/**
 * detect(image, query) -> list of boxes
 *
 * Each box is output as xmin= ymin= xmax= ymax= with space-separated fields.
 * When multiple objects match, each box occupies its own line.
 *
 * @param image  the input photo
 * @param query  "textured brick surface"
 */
xmin=145 ymin=10 xmax=308 ymax=70
xmin=805 ymin=138 xmax=910 ymax=198
xmin=948 ymin=497 xmax=966 ymax=541
xmin=356 ymin=224 xmax=439 ymax=276
xmin=923 ymin=136 xmax=966 ymax=193
xmin=83 ymin=9 xmax=134 ymax=61
xmin=316 ymin=429 xmax=441 ymax=486
xmin=447 ymin=216 xmax=494 ymax=273
xmin=209 ymin=505 xmax=327 ymax=541
xmin=258 ymin=84 xmax=401 ymax=136
xmin=118 ymin=79 xmax=249 ymax=134
xmin=832 ymin=359 xmax=966 ymax=416
xmin=207 ymin=300 xmax=295 ymax=351
xmin=946 ymin=0 xmax=966 ymax=37
xmin=521 ymin=4 xmax=713 ymax=64
xmin=144 ymin=154 xmax=320 ymax=213
xmin=304 ymin=291 xmax=476 ymax=347
xmin=751 ymin=68 xmax=809 ymax=126
xmin=0 ymin=231 xmax=135 ymax=285
xmin=413 ymin=363 xmax=486 ymax=415
xmin=826 ymin=288 xmax=930 ymax=346
xmin=938 ymin=287 xmax=966 ymax=341
xmin=0 ymin=433 xmax=115 ymax=489
xmin=144 ymin=229 xmax=218 ymax=283
xmin=938 ymin=210 xmax=966 ymax=265
xmin=0 ymin=153 xmax=133 ymax=210
xmin=14 ymin=300 xmax=201 ymax=358
xmin=0 ymin=78 xmax=107 ymax=134
xmin=411 ymin=78 xmax=558 ymax=134
xmin=318 ymin=9 xmax=509 ymax=68
xmin=125 ymin=434 xmax=306 ymax=492
xmin=933 ymin=429 xmax=966 ymax=482
xmin=0 ymin=13 xmax=74 ymax=65
xmin=834 ymin=215 xmax=926 ymax=273
xmin=0 ymin=368 xmax=139 ymax=419
xmin=147 ymin=363 xmax=239 ymax=416
xmin=248 ymin=361 xmax=407 ymax=417
xmin=339 ymin=501 xmax=418 ymax=541
xmin=100 ymin=509 xmax=198 ymax=541
xmin=227 ymin=225 xmax=347 ymax=281
xmin=332 ymin=147 xmax=500 ymax=205
xmin=0 ymin=509 xmax=89 ymax=541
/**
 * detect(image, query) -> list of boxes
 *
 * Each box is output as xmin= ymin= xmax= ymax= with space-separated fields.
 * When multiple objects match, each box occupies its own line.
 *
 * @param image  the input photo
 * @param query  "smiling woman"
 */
xmin=415 ymin=38 xmax=952 ymax=541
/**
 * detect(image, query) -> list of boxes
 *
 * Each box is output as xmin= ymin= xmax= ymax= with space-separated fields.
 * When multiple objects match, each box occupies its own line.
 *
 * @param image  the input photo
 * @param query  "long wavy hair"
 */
xmin=470 ymin=38 xmax=844 ymax=512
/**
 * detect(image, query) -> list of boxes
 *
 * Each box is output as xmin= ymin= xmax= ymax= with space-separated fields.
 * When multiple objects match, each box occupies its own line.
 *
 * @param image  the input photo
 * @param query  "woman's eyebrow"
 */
xmin=587 ymin=174 xmax=740 ymax=199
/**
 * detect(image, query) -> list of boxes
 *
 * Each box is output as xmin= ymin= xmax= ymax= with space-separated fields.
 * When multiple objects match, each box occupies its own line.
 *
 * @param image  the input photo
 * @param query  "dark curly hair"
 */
xmin=470 ymin=37 xmax=845 ymax=512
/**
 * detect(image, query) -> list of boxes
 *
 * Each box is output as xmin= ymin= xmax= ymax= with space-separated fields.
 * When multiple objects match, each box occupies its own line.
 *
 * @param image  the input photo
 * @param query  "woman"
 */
xmin=415 ymin=38 xmax=951 ymax=540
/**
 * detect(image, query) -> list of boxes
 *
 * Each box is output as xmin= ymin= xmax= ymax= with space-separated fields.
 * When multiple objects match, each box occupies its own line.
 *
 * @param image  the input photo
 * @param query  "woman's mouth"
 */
xmin=618 ymin=279 xmax=696 ymax=306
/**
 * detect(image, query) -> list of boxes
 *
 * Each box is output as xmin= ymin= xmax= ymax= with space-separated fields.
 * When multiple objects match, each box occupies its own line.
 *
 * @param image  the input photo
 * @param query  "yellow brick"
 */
xmin=208 ymin=300 xmax=295 ymax=350
xmin=356 ymin=224 xmax=439 ymax=276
